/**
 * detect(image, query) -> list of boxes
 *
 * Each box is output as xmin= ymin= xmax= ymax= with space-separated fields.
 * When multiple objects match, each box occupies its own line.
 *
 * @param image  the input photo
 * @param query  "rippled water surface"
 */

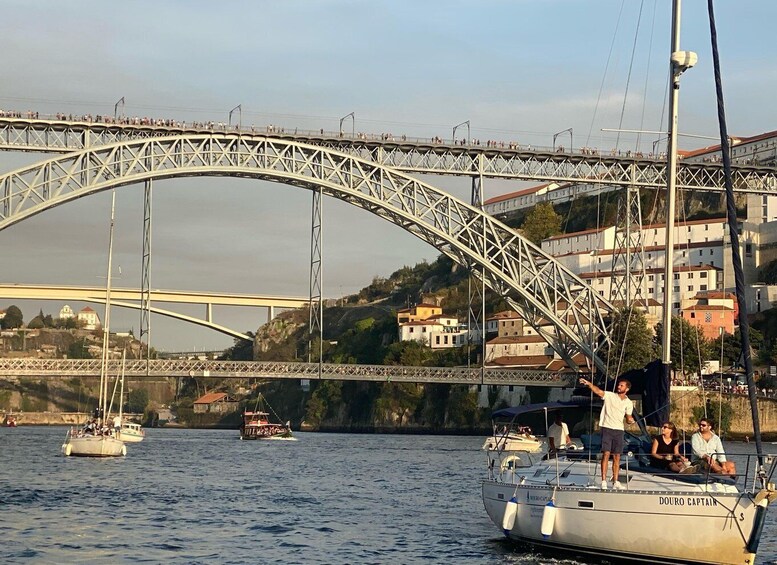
xmin=2 ymin=427 xmax=777 ymax=564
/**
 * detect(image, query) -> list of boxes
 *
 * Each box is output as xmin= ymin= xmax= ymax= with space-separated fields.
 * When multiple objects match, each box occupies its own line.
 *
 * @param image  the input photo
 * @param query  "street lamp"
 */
xmin=339 ymin=112 xmax=355 ymax=137
xmin=553 ymin=128 xmax=573 ymax=152
xmin=114 ymin=97 xmax=125 ymax=121
xmin=652 ymin=136 xmax=669 ymax=157
xmin=228 ymin=104 xmax=242 ymax=129
xmin=452 ymin=120 xmax=470 ymax=145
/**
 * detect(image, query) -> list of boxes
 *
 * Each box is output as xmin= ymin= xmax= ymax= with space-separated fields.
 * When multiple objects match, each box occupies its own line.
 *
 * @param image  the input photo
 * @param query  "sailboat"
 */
xmin=62 ymin=192 xmax=126 ymax=457
xmin=481 ymin=3 xmax=777 ymax=563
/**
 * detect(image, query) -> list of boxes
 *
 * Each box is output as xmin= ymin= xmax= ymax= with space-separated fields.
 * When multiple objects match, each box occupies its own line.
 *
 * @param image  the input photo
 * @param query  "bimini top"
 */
xmin=491 ymin=398 xmax=596 ymax=420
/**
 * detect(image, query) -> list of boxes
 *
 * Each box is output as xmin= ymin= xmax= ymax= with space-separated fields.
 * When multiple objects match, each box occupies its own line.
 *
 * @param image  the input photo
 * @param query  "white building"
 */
xmin=59 ymin=304 xmax=75 ymax=320
xmin=77 ymin=306 xmax=101 ymax=330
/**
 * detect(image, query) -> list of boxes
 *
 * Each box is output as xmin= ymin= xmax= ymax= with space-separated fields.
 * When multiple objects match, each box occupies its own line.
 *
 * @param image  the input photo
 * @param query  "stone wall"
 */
xmin=670 ymin=387 xmax=777 ymax=434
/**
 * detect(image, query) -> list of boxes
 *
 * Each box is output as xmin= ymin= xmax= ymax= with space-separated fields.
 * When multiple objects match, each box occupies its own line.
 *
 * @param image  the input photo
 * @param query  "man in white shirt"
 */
xmin=579 ymin=377 xmax=635 ymax=490
xmin=691 ymin=417 xmax=736 ymax=475
xmin=548 ymin=413 xmax=572 ymax=452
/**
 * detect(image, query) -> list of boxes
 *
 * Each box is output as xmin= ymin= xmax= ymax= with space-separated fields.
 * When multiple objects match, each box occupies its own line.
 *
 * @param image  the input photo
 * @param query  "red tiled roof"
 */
xmin=487 ymin=355 xmax=554 ymax=368
xmin=487 ymin=310 xmax=521 ymax=321
xmin=194 ymin=392 xmax=231 ymax=404
xmin=487 ymin=335 xmax=547 ymax=345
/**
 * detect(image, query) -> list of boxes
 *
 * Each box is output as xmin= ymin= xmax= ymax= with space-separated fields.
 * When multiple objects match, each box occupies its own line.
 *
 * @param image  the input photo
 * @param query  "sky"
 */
xmin=1 ymin=0 xmax=775 ymax=352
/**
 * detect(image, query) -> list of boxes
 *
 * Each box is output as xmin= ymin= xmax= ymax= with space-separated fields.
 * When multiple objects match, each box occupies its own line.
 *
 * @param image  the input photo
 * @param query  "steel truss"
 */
xmin=0 ymin=358 xmax=573 ymax=386
xmin=1 ymin=117 xmax=775 ymax=192
xmin=0 ymin=134 xmax=612 ymax=371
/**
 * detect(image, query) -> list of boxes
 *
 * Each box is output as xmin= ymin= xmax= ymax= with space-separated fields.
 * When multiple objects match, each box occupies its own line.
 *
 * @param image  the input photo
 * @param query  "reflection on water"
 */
xmin=0 ymin=427 xmax=775 ymax=564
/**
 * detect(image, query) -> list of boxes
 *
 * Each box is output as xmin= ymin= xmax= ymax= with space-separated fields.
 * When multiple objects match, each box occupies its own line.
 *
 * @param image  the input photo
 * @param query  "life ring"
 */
xmin=500 ymin=454 xmax=522 ymax=473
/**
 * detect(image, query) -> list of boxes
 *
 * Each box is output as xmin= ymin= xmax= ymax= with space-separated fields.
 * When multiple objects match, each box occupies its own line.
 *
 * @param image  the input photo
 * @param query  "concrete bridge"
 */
xmin=0 ymin=283 xmax=307 ymax=341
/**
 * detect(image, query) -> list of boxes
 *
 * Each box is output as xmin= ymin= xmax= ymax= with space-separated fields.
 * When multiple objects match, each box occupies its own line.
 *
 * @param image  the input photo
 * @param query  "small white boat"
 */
xmin=119 ymin=422 xmax=145 ymax=443
xmin=482 ymin=425 xmax=543 ymax=453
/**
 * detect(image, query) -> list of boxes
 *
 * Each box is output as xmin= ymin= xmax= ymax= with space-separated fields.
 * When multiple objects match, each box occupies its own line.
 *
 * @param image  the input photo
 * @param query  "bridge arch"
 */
xmin=0 ymin=134 xmax=614 ymax=371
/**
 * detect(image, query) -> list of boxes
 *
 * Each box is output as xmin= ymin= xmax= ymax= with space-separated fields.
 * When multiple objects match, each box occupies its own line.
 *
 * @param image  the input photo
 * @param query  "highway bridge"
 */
xmin=0 ymin=284 xmax=308 ymax=342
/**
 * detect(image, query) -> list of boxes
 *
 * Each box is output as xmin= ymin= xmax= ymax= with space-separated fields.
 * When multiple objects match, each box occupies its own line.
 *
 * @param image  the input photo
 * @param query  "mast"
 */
xmin=661 ymin=0 xmax=696 ymax=392
xmin=99 ymin=191 xmax=117 ymax=423
xmin=706 ymin=0 xmax=764 ymax=462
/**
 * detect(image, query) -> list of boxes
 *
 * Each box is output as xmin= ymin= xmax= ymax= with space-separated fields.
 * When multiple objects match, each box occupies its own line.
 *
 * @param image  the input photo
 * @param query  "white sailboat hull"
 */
xmin=62 ymin=435 xmax=126 ymax=457
xmin=482 ymin=461 xmax=765 ymax=565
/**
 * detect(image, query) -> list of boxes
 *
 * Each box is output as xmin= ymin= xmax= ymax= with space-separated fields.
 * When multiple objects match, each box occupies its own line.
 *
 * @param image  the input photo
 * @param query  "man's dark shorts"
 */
xmin=600 ymin=427 xmax=624 ymax=454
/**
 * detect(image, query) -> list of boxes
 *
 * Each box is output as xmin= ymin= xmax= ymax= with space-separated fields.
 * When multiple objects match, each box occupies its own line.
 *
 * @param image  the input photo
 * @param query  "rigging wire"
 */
xmin=585 ymin=0 xmax=627 ymax=148
xmin=614 ymin=0 xmax=646 ymax=151
xmin=635 ymin=1 xmax=659 ymax=153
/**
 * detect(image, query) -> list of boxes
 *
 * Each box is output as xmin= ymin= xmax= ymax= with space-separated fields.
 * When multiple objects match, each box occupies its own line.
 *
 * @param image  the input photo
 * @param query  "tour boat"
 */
xmin=239 ymin=394 xmax=294 ymax=440
xmin=5 ymin=414 xmax=17 ymax=427
xmin=62 ymin=192 xmax=126 ymax=458
xmin=481 ymin=3 xmax=776 ymax=563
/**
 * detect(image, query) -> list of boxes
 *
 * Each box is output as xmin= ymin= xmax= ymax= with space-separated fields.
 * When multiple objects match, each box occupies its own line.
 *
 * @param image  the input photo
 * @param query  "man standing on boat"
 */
xmin=579 ymin=377 xmax=635 ymax=490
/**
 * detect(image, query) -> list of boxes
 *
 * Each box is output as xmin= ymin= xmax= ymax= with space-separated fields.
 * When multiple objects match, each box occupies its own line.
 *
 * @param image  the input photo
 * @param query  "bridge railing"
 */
xmin=0 ymin=358 xmax=576 ymax=386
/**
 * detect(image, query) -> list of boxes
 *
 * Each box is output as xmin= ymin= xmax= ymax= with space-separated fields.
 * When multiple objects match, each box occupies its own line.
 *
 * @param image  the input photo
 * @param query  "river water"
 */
xmin=1 ymin=427 xmax=777 ymax=564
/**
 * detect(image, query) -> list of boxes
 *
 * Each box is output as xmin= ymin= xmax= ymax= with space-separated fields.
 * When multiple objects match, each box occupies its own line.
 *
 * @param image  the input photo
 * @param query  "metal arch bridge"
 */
xmin=0 ymin=357 xmax=574 ymax=386
xmin=2 ymin=116 xmax=777 ymax=192
xmin=0 ymin=284 xmax=308 ymax=342
xmin=0 ymin=133 xmax=610 ymax=372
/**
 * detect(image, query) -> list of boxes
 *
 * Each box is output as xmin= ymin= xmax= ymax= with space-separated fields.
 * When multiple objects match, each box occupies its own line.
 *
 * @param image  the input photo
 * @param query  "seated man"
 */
xmin=691 ymin=417 xmax=736 ymax=475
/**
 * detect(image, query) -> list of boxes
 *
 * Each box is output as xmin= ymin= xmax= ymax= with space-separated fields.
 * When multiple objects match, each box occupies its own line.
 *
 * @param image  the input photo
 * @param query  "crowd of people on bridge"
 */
xmin=6 ymin=106 xmax=757 ymax=163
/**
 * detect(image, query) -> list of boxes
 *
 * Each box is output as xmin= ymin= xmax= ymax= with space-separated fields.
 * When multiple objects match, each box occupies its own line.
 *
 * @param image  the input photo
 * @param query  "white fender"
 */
xmin=501 ymin=496 xmax=518 ymax=534
xmin=62 ymin=443 xmax=72 ymax=456
xmin=541 ymin=500 xmax=557 ymax=538
xmin=121 ymin=445 xmax=127 ymax=456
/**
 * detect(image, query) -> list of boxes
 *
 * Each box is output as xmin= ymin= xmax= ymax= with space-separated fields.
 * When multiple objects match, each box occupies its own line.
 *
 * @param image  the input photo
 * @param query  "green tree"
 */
xmin=520 ymin=202 xmax=562 ymax=245
xmin=692 ymin=400 xmax=734 ymax=436
xmin=374 ymin=383 xmax=423 ymax=426
xmin=68 ymin=338 xmax=93 ymax=359
xmin=1 ymin=305 xmax=23 ymax=329
xmin=127 ymin=388 xmax=149 ymax=413
xmin=655 ymin=316 xmax=713 ymax=377
xmin=27 ymin=316 xmax=44 ymax=329
xmin=383 ymin=340 xmax=435 ymax=366
xmin=603 ymin=307 xmax=655 ymax=376
xmin=220 ymin=333 xmax=255 ymax=361
xmin=715 ymin=328 xmax=764 ymax=368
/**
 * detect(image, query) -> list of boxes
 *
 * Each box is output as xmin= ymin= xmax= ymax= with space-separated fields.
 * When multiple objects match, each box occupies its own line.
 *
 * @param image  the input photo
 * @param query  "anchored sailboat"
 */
xmin=481 ymin=2 xmax=777 ymax=563
xmin=62 ymin=192 xmax=126 ymax=458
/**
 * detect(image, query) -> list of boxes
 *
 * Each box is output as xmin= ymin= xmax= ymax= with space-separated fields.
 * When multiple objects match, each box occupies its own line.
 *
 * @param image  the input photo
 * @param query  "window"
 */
xmin=705 ymin=312 xmax=712 ymax=323
xmin=690 ymin=312 xmax=696 ymax=319
xmin=648 ymin=275 xmax=654 ymax=281
xmin=674 ymin=286 xmax=680 ymax=293
xmin=699 ymin=250 xmax=703 ymax=255
xmin=701 ymin=284 xmax=707 ymax=291
xmin=688 ymin=285 xmax=693 ymax=291
xmin=701 ymin=272 xmax=708 ymax=278
xmin=674 ymin=273 xmax=680 ymax=280
xmin=710 ymin=250 xmax=714 ymax=255
xmin=688 ymin=273 xmax=694 ymax=279
xmin=673 ymin=302 xmax=681 ymax=309
xmin=409 ymin=327 xmax=414 ymax=333
xmin=746 ymin=243 xmax=753 ymax=257
xmin=435 ymin=336 xmax=440 ymax=344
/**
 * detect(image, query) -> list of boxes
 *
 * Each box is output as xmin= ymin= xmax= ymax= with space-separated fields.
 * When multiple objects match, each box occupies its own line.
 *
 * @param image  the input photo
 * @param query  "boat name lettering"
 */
xmin=658 ymin=496 xmax=718 ymax=507
xmin=526 ymin=492 xmax=549 ymax=502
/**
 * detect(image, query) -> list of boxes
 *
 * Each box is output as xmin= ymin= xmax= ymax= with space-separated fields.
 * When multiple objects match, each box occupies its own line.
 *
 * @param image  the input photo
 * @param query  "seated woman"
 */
xmin=650 ymin=421 xmax=688 ymax=473
xmin=691 ymin=417 xmax=736 ymax=475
